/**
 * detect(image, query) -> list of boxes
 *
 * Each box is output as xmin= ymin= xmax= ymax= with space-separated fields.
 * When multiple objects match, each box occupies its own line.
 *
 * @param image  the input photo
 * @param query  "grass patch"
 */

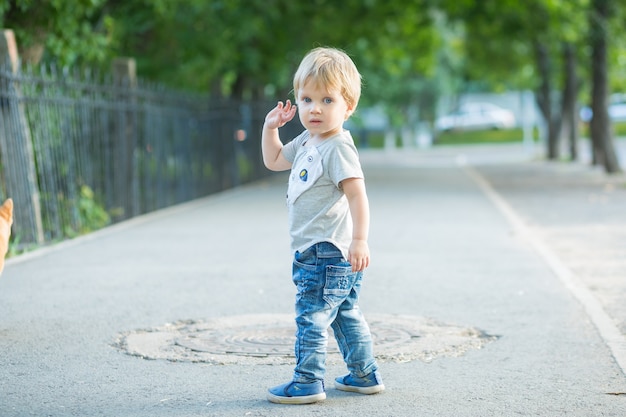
xmin=354 ymin=122 xmax=626 ymax=148
xmin=354 ymin=128 xmax=534 ymax=148
xmin=354 ymin=132 xmax=391 ymax=148
xmin=353 ymin=129 xmax=539 ymax=149
xmin=580 ymin=121 xmax=626 ymax=138
xmin=616 ymin=122 xmax=626 ymax=137
xmin=434 ymin=128 xmax=537 ymax=145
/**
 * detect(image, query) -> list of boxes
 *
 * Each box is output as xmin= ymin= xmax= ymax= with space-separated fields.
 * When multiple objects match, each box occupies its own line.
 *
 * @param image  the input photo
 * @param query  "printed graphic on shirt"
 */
xmin=287 ymin=146 xmax=323 ymax=205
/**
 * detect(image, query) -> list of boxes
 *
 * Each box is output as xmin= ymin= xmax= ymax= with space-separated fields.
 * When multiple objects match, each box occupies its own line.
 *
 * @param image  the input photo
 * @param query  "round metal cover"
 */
xmin=114 ymin=314 xmax=497 ymax=365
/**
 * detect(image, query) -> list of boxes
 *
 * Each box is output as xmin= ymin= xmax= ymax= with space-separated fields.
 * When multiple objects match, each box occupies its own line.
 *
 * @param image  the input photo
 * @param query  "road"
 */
xmin=1 ymin=143 xmax=625 ymax=416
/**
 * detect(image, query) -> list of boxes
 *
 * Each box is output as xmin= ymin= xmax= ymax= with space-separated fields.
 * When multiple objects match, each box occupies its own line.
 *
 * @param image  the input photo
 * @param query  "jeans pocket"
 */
xmin=323 ymin=264 xmax=355 ymax=308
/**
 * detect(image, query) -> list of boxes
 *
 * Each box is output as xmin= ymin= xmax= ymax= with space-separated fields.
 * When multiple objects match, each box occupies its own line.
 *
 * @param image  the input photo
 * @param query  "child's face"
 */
xmin=297 ymin=80 xmax=353 ymax=139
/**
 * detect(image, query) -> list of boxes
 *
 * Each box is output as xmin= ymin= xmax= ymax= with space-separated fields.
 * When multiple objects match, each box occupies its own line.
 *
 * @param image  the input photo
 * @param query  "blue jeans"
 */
xmin=291 ymin=242 xmax=378 ymax=383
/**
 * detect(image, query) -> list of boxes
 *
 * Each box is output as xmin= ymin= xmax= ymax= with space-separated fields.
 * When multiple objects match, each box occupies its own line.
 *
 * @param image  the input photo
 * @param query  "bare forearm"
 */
xmin=341 ymin=177 xmax=370 ymax=271
xmin=347 ymin=191 xmax=370 ymax=241
xmin=261 ymin=125 xmax=284 ymax=170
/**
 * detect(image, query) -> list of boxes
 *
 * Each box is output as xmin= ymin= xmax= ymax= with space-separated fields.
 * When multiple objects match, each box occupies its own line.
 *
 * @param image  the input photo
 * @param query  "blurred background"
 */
xmin=0 ymin=0 xmax=624 ymax=249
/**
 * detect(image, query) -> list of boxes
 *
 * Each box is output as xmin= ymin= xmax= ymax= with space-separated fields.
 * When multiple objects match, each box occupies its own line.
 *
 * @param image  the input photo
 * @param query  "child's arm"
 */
xmin=342 ymin=177 xmax=370 ymax=272
xmin=262 ymin=100 xmax=296 ymax=171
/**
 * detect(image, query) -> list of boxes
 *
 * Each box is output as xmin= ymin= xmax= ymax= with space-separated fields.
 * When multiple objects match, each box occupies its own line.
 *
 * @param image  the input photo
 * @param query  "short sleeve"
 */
xmin=282 ymin=131 xmax=309 ymax=163
xmin=326 ymin=140 xmax=363 ymax=187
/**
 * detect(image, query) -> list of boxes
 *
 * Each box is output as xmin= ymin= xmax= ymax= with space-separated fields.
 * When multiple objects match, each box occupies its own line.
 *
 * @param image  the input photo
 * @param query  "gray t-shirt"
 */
xmin=282 ymin=130 xmax=364 ymax=259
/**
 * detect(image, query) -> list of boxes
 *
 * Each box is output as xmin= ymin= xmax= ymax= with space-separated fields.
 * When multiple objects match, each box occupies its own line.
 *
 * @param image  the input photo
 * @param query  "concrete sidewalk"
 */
xmin=1 ymin=144 xmax=625 ymax=416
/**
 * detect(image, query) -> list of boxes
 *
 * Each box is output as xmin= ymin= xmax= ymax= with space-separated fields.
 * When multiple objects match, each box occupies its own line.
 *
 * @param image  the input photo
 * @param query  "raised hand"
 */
xmin=265 ymin=100 xmax=297 ymax=129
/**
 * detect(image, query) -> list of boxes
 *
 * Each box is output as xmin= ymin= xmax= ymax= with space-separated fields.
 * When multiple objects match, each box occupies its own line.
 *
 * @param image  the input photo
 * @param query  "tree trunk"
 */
xmin=560 ymin=43 xmax=579 ymax=161
xmin=589 ymin=0 xmax=622 ymax=173
xmin=534 ymin=42 xmax=559 ymax=159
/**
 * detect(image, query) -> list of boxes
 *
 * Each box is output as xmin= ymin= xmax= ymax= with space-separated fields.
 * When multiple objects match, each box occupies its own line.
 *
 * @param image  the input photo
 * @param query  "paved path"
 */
xmin=1 ymin=144 xmax=625 ymax=416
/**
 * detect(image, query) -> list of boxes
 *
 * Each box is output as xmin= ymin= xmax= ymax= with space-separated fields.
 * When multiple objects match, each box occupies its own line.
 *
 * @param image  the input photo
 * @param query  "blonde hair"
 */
xmin=293 ymin=47 xmax=362 ymax=110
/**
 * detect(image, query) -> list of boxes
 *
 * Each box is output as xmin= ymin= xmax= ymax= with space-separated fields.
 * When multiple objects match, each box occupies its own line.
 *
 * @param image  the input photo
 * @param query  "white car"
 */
xmin=435 ymin=102 xmax=516 ymax=132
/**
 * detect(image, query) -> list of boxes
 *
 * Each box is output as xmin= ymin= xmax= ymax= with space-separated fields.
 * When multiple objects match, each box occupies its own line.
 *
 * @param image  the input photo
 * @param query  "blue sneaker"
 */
xmin=335 ymin=370 xmax=385 ymax=395
xmin=267 ymin=380 xmax=326 ymax=404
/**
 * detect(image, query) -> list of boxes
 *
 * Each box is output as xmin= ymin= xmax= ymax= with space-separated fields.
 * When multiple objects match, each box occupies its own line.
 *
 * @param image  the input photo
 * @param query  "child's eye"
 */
xmin=302 ymin=97 xmax=312 ymax=103
xmin=324 ymin=98 xmax=333 ymax=104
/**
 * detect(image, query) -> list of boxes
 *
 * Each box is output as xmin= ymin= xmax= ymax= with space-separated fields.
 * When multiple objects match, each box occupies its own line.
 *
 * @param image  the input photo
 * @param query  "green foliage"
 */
xmin=353 ymin=127 xmax=539 ymax=148
xmin=438 ymin=0 xmax=591 ymax=94
xmin=102 ymin=0 xmax=441 ymax=102
xmin=434 ymin=128 xmax=538 ymax=145
xmin=580 ymin=121 xmax=626 ymax=137
xmin=6 ymin=232 xmax=21 ymax=258
xmin=615 ymin=122 xmax=626 ymax=137
xmin=58 ymin=185 xmax=110 ymax=238
xmin=357 ymin=132 xmax=385 ymax=149
xmin=236 ymin=153 xmax=253 ymax=181
xmin=36 ymin=184 xmax=110 ymax=241
xmin=4 ymin=0 xmax=626 ymax=136
xmin=1 ymin=0 xmax=114 ymax=67
xmin=76 ymin=184 xmax=110 ymax=235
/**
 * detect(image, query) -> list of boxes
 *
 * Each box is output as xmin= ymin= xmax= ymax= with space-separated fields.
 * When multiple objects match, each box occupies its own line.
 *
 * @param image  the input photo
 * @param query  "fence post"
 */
xmin=111 ymin=57 xmax=139 ymax=219
xmin=0 ymin=29 xmax=44 ymax=244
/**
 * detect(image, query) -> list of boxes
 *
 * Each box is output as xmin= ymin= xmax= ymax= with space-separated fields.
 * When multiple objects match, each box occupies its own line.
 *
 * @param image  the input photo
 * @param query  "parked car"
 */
xmin=435 ymin=102 xmax=516 ymax=132
xmin=579 ymin=94 xmax=626 ymax=123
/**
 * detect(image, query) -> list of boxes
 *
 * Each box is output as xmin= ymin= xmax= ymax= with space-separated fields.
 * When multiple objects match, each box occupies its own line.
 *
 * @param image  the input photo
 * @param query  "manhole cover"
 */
xmin=114 ymin=314 xmax=497 ymax=365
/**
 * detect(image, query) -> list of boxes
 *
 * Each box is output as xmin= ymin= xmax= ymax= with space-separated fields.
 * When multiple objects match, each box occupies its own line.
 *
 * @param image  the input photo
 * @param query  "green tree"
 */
xmin=104 ymin=0 xmax=442 ymax=146
xmin=439 ymin=0 xmax=623 ymax=173
xmin=589 ymin=0 xmax=621 ymax=173
xmin=7 ymin=0 xmax=625 ymax=170
xmin=440 ymin=1 xmax=582 ymax=157
xmin=0 ymin=0 xmax=114 ymax=66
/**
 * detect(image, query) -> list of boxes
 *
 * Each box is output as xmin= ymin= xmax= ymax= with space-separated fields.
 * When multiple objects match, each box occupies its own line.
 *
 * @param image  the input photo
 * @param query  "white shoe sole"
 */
xmin=335 ymin=381 xmax=385 ymax=395
xmin=267 ymin=391 xmax=326 ymax=404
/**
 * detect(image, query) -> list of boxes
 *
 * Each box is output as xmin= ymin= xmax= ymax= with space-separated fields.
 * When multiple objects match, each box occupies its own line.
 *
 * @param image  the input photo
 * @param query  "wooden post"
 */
xmin=111 ymin=58 xmax=139 ymax=219
xmin=0 ymin=30 xmax=44 ymax=244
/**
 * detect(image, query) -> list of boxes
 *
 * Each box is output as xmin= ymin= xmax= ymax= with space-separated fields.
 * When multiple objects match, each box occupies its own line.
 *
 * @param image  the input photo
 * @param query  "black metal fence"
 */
xmin=0 ymin=63 xmax=300 ymax=248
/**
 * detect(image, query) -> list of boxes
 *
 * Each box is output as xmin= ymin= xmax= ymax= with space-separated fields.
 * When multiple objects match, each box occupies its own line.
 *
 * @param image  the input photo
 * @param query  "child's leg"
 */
xmin=331 ymin=277 xmax=384 ymax=394
xmin=267 ymin=243 xmax=336 ymax=404
xmin=291 ymin=242 xmax=343 ymax=382
xmin=330 ymin=278 xmax=378 ymax=377
xmin=269 ymin=242 xmax=382 ymax=402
